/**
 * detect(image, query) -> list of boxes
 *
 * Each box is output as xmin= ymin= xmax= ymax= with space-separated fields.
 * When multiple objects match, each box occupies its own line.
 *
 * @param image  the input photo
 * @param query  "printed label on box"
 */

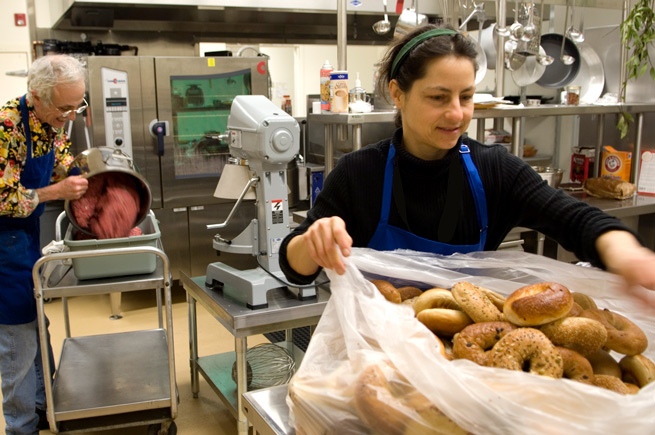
xmin=638 ymin=151 xmax=655 ymax=196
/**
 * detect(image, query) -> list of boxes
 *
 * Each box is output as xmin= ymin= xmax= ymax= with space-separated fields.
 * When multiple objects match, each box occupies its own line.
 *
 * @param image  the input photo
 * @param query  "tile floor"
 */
xmin=0 ymin=285 xmax=271 ymax=435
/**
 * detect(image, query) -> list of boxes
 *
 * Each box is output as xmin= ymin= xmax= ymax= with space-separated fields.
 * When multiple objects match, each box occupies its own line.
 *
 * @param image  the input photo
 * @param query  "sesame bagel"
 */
xmin=487 ymin=328 xmax=564 ymax=378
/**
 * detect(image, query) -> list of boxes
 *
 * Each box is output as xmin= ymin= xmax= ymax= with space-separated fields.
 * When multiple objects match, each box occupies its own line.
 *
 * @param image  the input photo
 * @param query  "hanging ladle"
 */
xmin=559 ymin=0 xmax=576 ymax=65
xmin=373 ymin=0 xmax=391 ymax=35
xmin=536 ymin=0 xmax=554 ymax=65
xmin=566 ymin=0 xmax=584 ymax=43
xmin=509 ymin=0 xmax=524 ymax=41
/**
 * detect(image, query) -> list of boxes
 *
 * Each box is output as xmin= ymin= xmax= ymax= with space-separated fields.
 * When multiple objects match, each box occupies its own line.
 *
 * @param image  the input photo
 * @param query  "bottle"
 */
xmin=320 ymin=60 xmax=333 ymax=113
xmin=348 ymin=72 xmax=370 ymax=112
xmin=282 ymin=95 xmax=292 ymax=115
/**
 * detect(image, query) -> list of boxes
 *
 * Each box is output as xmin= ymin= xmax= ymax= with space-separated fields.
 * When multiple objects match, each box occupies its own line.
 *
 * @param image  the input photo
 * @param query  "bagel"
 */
xmin=586 ymin=349 xmax=622 ymax=378
xmin=566 ymin=302 xmax=584 ymax=317
xmin=592 ymin=374 xmax=630 ymax=395
xmin=504 ymin=282 xmax=573 ymax=326
xmin=417 ymin=309 xmax=473 ymax=337
xmin=452 ymin=321 xmax=518 ymax=366
xmin=625 ymin=383 xmax=641 ymax=394
xmin=487 ymin=328 xmax=564 ymax=378
xmin=556 ymin=346 xmax=594 ymax=384
xmin=370 ymin=280 xmax=402 ymax=304
xmin=619 ymin=354 xmax=655 ymax=388
xmin=403 ymin=390 xmax=467 ymax=435
xmin=451 ymin=282 xmax=504 ymax=323
xmin=580 ymin=308 xmax=648 ymax=356
xmin=413 ymin=288 xmax=459 ymax=315
xmin=571 ymin=292 xmax=598 ymax=310
xmin=539 ymin=317 xmax=607 ymax=357
xmin=353 ymin=364 xmax=413 ymax=435
xmin=397 ymin=286 xmax=423 ymax=301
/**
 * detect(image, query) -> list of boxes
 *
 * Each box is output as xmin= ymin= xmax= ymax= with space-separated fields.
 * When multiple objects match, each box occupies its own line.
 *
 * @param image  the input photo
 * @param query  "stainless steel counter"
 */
xmin=181 ymin=272 xmax=329 ymax=435
xmin=243 ymin=385 xmax=293 ymax=435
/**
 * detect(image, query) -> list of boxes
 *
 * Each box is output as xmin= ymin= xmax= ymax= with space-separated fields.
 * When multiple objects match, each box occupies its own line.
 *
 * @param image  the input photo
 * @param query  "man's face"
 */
xmin=32 ymin=80 xmax=86 ymax=129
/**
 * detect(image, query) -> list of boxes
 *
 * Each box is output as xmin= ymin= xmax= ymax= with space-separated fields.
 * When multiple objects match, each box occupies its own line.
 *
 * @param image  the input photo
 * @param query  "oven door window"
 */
xmin=170 ymin=69 xmax=252 ymax=179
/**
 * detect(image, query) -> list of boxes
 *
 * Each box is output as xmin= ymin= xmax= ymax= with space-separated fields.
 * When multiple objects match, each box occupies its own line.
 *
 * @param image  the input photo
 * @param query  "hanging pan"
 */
xmin=536 ymin=33 xmax=581 ymax=88
xmin=511 ymin=46 xmax=547 ymax=87
xmin=565 ymin=41 xmax=605 ymax=104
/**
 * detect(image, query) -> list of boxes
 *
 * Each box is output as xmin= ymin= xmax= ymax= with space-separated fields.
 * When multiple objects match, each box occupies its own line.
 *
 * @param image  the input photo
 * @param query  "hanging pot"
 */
xmin=64 ymin=147 xmax=152 ymax=237
xmin=565 ymin=41 xmax=605 ymax=104
xmin=536 ymin=33 xmax=581 ymax=88
xmin=511 ymin=46 xmax=547 ymax=87
xmin=479 ymin=23 xmax=499 ymax=69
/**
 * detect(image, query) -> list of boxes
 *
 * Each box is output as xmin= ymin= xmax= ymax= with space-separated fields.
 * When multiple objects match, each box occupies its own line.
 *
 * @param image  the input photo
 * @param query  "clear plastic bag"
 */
xmin=287 ymin=249 xmax=655 ymax=435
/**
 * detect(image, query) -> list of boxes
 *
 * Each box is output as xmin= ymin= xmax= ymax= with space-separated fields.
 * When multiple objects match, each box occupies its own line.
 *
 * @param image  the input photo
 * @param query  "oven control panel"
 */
xmin=101 ymin=67 xmax=132 ymax=158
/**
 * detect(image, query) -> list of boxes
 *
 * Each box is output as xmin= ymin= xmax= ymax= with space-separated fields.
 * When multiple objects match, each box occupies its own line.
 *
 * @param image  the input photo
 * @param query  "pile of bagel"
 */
xmin=370 ymin=279 xmax=655 ymax=394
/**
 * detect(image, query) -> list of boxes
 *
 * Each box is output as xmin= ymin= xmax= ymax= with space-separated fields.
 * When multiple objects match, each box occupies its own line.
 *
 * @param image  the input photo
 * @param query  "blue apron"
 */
xmin=368 ymin=142 xmax=488 ymax=255
xmin=0 ymin=95 xmax=56 ymax=324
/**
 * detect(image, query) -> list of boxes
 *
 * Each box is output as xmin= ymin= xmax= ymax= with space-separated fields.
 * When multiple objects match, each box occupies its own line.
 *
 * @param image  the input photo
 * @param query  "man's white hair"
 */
xmin=27 ymin=54 xmax=87 ymax=105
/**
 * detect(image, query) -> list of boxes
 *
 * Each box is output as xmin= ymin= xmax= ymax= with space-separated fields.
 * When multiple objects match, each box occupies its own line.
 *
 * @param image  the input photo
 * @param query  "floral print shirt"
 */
xmin=0 ymin=95 xmax=74 ymax=217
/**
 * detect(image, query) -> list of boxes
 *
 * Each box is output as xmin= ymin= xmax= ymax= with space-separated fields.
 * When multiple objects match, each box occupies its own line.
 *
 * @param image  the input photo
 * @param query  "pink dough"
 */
xmin=71 ymin=172 xmax=143 ymax=240
xmin=70 ymin=174 xmax=107 ymax=228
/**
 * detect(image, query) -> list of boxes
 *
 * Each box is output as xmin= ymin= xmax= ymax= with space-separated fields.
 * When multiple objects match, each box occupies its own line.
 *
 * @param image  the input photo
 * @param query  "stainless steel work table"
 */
xmin=181 ymin=272 xmax=330 ymax=435
xmin=242 ymin=385 xmax=293 ymax=435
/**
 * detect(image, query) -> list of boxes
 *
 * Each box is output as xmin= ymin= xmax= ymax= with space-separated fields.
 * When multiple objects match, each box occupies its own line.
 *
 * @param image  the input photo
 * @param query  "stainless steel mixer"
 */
xmin=205 ymin=95 xmax=316 ymax=309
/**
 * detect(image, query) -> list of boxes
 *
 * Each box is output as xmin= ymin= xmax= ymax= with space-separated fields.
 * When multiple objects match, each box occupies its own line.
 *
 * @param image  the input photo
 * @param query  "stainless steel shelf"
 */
xmin=307 ymin=111 xmax=395 ymax=124
xmin=53 ymin=330 xmax=172 ymax=421
xmin=473 ymin=103 xmax=655 ymax=119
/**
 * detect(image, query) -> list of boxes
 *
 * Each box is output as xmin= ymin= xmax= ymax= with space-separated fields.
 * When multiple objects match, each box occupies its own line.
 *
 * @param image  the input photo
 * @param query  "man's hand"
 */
xmin=36 ymin=175 xmax=88 ymax=202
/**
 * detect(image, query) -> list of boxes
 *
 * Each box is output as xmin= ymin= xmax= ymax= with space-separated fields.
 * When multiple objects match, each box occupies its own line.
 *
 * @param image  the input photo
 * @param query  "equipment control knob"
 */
xmin=271 ymin=129 xmax=292 ymax=154
xmin=115 ymin=138 xmax=123 ymax=146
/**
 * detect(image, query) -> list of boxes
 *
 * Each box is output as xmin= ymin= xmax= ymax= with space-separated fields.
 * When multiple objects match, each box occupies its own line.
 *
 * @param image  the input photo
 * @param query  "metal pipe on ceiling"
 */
xmin=337 ymin=0 xmax=347 ymax=71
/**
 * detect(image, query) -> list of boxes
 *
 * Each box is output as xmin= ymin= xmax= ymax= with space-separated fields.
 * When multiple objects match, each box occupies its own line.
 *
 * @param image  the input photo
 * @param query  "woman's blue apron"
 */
xmin=0 ymin=95 xmax=55 ymax=324
xmin=368 ymin=142 xmax=488 ymax=255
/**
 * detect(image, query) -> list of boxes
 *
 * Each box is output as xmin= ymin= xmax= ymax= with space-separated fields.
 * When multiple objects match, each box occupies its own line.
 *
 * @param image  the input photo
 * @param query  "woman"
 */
xmin=280 ymin=25 xmax=655 ymax=306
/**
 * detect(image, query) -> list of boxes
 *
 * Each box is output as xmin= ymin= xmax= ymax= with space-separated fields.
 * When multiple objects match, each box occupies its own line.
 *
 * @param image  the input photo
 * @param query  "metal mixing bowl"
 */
xmin=532 ymin=166 xmax=564 ymax=188
xmin=65 ymin=147 xmax=152 ymax=237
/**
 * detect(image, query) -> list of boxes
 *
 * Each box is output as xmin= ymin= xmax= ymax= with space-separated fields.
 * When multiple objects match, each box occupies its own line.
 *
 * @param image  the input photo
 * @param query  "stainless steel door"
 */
xmin=151 ymin=57 xmax=270 ymax=209
xmin=86 ymin=56 xmax=162 ymax=209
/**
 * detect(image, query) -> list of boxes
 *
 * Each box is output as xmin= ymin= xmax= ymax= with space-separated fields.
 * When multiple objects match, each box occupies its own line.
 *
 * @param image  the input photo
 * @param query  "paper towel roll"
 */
xmin=214 ymin=163 xmax=257 ymax=200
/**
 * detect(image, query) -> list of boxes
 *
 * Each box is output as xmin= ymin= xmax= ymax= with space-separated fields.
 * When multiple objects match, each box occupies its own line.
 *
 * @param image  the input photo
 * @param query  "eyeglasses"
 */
xmin=54 ymin=97 xmax=88 ymax=118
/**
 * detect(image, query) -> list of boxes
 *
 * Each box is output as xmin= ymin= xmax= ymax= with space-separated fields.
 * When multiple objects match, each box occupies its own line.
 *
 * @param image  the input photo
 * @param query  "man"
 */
xmin=0 ymin=54 xmax=88 ymax=434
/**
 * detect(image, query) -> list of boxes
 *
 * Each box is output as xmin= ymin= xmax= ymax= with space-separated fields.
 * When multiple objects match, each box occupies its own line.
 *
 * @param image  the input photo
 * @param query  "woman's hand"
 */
xmin=287 ymin=216 xmax=353 ymax=276
xmin=596 ymin=230 xmax=655 ymax=310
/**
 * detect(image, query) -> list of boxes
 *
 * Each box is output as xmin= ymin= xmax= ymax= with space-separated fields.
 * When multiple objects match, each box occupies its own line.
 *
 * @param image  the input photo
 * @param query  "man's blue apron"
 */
xmin=0 ymin=95 xmax=55 ymax=324
xmin=368 ymin=142 xmax=488 ymax=254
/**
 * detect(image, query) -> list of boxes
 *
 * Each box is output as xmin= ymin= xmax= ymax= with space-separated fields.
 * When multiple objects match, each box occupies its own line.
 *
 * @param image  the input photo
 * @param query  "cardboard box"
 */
xmin=600 ymin=146 xmax=632 ymax=182
xmin=570 ymin=148 xmax=595 ymax=182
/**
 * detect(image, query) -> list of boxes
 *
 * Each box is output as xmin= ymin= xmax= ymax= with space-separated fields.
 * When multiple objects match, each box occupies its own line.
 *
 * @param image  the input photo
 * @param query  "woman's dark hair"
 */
xmin=375 ymin=24 xmax=479 ymax=126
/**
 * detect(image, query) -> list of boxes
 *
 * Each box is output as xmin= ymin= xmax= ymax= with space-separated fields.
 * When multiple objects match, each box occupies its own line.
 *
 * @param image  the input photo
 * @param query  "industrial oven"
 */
xmin=85 ymin=56 xmax=270 ymax=279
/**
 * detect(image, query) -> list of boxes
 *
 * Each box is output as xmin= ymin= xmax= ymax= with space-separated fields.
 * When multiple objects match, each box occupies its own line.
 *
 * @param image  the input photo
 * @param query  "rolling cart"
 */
xmin=33 ymin=234 xmax=178 ymax=434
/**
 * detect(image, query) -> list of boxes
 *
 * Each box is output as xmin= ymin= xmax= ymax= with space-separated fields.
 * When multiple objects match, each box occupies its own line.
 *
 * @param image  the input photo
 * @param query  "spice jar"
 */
xmin=566 ymin=86 xmax=580 ymax=105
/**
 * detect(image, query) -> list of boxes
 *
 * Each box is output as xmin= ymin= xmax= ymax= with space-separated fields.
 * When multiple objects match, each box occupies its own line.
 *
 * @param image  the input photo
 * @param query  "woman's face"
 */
xmin=390 ymin=55 xmax=475 ymax=160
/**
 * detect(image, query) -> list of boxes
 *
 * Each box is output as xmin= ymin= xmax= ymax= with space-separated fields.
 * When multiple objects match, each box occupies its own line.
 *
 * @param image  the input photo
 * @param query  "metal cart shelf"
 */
xmin=181 ymin=272 xmax=329 ymax=435
xmin=33 ymin=245 xmax=178 ymax=434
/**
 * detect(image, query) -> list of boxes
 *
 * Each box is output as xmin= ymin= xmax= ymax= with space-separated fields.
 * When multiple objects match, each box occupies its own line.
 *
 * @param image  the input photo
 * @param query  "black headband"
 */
xmin=390 ymin=28 xmax=458 ymax=79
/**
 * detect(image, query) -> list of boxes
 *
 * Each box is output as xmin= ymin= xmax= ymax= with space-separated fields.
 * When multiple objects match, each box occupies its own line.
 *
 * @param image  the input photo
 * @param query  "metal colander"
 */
xmin=231 ymin=343 xmax=296 ymax=391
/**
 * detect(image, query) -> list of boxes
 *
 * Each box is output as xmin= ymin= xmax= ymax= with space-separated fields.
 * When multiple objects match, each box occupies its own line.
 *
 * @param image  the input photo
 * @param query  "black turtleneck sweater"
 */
xmin=280 ymin=129 xmax=634 ymax=284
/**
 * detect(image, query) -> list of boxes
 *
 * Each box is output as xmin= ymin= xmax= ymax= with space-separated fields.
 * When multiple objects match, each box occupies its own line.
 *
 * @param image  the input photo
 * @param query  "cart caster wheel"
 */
xmin=44 ymin=298 xmax=52 ymax=304
xmin=148 ymin=421 xmax=177 ymax=435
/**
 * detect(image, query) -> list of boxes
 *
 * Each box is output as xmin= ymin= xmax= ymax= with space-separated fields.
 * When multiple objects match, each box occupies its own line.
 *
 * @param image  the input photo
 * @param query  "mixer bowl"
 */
xmin=532 ymin=166 xmax=563 ymax=188
xmin=65 ymin=147 xmax=152 ymax=237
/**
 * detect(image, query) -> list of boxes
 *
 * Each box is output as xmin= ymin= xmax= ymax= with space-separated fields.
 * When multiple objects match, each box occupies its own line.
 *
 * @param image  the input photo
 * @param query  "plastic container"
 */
xmin=320 ymin=60 xmax=333 ymax=113
xmin=63 ymin=211 xmax=160 ymax=280
xmin=329 ymin=70 xmax=349 ymax=113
